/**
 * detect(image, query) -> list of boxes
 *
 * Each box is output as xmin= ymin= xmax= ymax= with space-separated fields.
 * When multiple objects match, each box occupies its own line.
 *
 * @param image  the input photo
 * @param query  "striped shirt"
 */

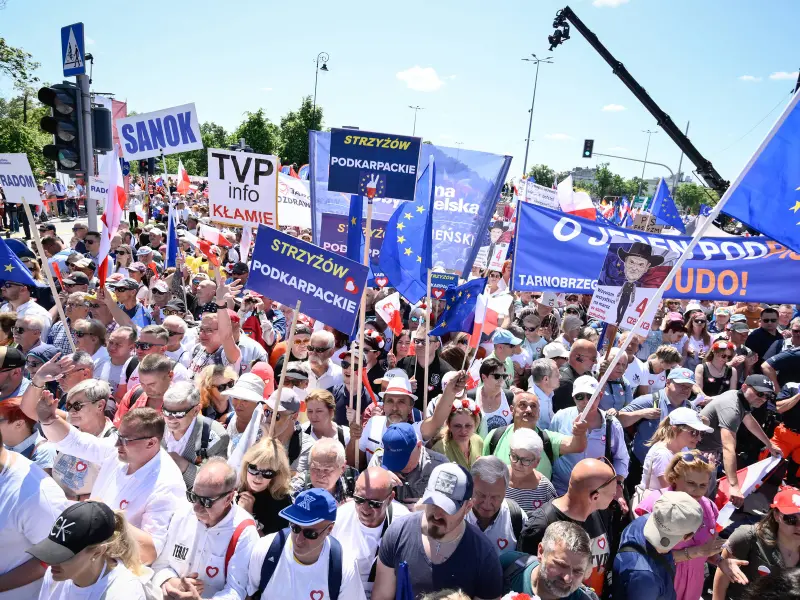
xmin=505 ymin=475 xmax=558 ymax=517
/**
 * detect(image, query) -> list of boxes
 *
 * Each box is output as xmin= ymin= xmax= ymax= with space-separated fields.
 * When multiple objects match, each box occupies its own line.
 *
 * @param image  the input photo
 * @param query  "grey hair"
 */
xmin=67 ymin=379 xmax=111 ymax=403
xmin=70 ymin=350 xmax=95 ymax=370
xmin=791 ymin=317 xmax=800 ymax=328
xmin=201 ymin=457 xmax=237 ymax=492
xmin=542 ymin=521 xmax=591 ymax=559
xmin=163 ymin=315 xmax=187 ymax=333
xmin=530 ymin=358 xmax=558 ymax=384
xmin=163 ymin=381 xmax=200 ymax=408
xmin=21 ymin=315 xmax=46 ymax=332
xmin=562 ymin=315 xmax=583 ymax=333
xmin=510 ymin=427 xmax=543 ymax=459
xmin=470 ymin=456 xmax=510 ymax=487
xmin=311 ymin=437 xmax=346 ymax=467
xmin=310 ymin=329 xmax=335 ymax=348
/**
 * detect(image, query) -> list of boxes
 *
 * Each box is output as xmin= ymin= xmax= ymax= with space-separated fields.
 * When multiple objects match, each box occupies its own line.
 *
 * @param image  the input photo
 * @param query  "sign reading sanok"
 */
xmin=118 ymin=103 xmax=204 ymax=160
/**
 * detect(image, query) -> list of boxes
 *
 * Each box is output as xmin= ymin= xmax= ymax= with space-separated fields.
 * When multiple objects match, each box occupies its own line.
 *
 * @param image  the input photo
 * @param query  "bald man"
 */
xmin=518 ymin=458 xmax=618 ymax=598
xmin=552 ymin=339 xmax=598 ymax=413
xmin=331 ymin=467 xmax=411 ymax=597
xmin=151 ymin=457 xmax=258 ymax=599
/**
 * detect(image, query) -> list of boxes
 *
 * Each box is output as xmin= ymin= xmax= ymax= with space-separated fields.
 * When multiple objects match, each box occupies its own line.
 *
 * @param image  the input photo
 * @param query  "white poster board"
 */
xmin=207 ymin=148 xmax=279 ymax=228
xmin=516 ymin=179 xmax=559 ymax=210
xmin=117 ymin=103 xmax=203 ymax=160
xmin=277 ymin=173 xmax=311 ymax=229
xmin=0 ymin=154 xmax=42 ymax=206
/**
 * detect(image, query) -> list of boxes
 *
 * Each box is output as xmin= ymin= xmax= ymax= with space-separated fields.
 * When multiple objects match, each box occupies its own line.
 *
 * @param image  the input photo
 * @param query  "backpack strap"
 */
xmin=287 ymin=428 xmax=302 ymax=465
xmin=604 ymin=415 xmax=614 ymax=464
xmin=327 ymin=535 xmax=343 ymax=600
xmin=536 ymin=427 xmax=554 ymax=466
xmin=195 ymin=418 xmax=212 ymax=464
xmin=488 ymin=425 xmax=508 ymax=455
xmin=257 ymin=527 xmax=289 ymax=596
xmin=506 ymin=498 xmax=524 ymax=541
xmin=130 ymin=386 xmax=145 ymax=407
xmin=102 ymin=426 xmax=117 ymax=439
xmin=501 ymin=552 xmax=538 ymax=591
xmin=336 ymin=425 xmax=346 ymax=448
xmin=224 ymin=519 xmax=256 ymax=577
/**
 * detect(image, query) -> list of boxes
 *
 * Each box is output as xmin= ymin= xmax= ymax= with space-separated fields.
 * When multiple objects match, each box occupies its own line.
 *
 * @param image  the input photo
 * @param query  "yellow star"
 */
xmin=397 ymin=235 xmax=405 ymax=244
xmin=404 ymin=212 xmax=413 ymax=220
xmin=446 ymin=305 xmax=451 ymax=311
xmin=351 ymin=217 xmax=357 ymax=225
xmin=416 ymin=255 xmax=422 ymax=263
xmin=397 ymin=222 xmax=405 ymax=231
xmin=458 ymin=291 xmax=463 ymax=298
xmin=404 ymin=248 xmax=413 ymax=256
xmin=466 ymin=293 xmax=471 ymax=299
xmin=416 ymin=206 xmax=424 ymax=213
xmin=441 ymin=321 xmax=447 ymax=327
xmin=790 ymin=201 xmax=800 ymax=213
xmin=4 ymin=264 xmax=13 ymax=272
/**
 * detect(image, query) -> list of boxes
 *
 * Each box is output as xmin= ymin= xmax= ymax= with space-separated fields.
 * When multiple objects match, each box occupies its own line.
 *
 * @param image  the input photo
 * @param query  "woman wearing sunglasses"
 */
xmin=636 ymin=450 xmax=724 ymax=600
xmin=713 ymin=487 xmax=800 ymax=600
xmin=237 ymin=438 xmax=293 ymax=535
xmin=504 ymin=427 xmax=557 ymax=516
xmin=683 ymin=310 xmax=712 ymax=371
xmin=112 ymin=245 xmax=134 ymax=277
xmin=198 ymin=364 xmax=238 ymax=426
xmin=696 ymin=340 xmax=738 ymax=397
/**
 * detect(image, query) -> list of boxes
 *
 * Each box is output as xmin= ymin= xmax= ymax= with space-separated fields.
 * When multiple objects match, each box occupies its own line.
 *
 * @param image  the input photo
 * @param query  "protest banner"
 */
xmin=277 ymin=173 xmax=311 ymax=229
xmin=0 ymin=154 xmax=42 ymax=206
xmin=587 ymin=241 xmax=677 ymax=335
xmin=319 ymin=213 xmax=386 ymax=287
xmin=117 ymin=103 xmax=203 ymax=160
xmin=207 ymin=148 xmax=279 ymax=228
xmin=310 ymin=131 xmax=512 ymax=276
xmin=246 ymin=225 xmax=369 ymax=334
xmin=88 ymin=176 xmax=108 ymax=205
xmin=512 ymin=202 xmax=800 ymax=303
xmin=328 ymin=128 xmax=422 ymax=201
xmin=431 ymin=272 xmax=459 ymax=298
xmin=515 ymin=179 xmax=559 ymax=210
xmin=475 ymin=203 xmax=515 ymax=270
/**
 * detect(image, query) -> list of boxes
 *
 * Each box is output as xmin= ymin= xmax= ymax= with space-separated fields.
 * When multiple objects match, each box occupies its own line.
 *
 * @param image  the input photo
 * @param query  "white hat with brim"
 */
xmin=668 ymin=406 xmax=713 ymax=433
xmin=375 ymin=368 xmax=409 ymax=386
xmin=379 ymin=376 xmax=418 ymax=401
xmin=220 ymin=373 xmax=265 ymax=404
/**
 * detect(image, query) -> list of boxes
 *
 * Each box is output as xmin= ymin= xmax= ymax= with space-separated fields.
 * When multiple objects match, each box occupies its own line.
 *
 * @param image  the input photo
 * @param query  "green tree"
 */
xmin=0 ymin=38 xmax=40 ymax=87
xmin=527 ymin=164 xmax=555 ymax=186
xmin=0 ymin=91 xmax=52 ymax=176
xmin=279 ymin=96 xmax=322 ymax=168
xmin=674 ymin=182 xmax=718 ymax=214
xmin=594 ymin=162 xmax=614 ymax=201
xmin=233 ymin=109 xmax=281 ymax=157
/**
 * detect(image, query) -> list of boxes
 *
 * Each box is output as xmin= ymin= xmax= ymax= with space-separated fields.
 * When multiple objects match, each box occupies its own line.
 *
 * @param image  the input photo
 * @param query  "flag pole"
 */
xmin=422 ymin=268 xmax=433 ymax=415
xmin=270 ymin=299 xmax=302 ymax=438
xmin=21 ymin=199 xmax=75 ymax=352
xmin=353 ymin=196 xmax=374 ymax=471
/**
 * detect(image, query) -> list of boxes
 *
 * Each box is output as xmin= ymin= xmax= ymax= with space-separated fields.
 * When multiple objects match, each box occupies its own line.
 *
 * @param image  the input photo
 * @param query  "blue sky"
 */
xmin=4 ymin=0 xmax=799 ymax=183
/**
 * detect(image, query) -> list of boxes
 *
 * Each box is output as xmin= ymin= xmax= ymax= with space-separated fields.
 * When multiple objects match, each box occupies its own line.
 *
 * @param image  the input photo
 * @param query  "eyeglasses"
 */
xmin=413 ymin=338 xmax=438 ymax=345
xmin=761 ymin=318 xmax=777 ymax=323
xmin=213 ymin=381 xmax=234 ymax=392
xmin=152 ymin=289 xmax=168 ymax=296
xmin=781 ymin=513 xmax=800 ymax=527
xmin=289 ymin=523 xmax=329 ymax=540
xmin=680 ymin=452 xmax=709 ymax=463
xmin=65 ymin=398 xmax=101 ymax=412
xmin=486 ymin=373 xmax=505 ymax=380
xmin=573 ymin=393 xmax=591 ymax=402
xmin=1 ymin=282 xmax=23 ymax=289
xmin=163 ymin=408 xmax=191 ymax=419
xmin=263 ymin=408 xmax=281 ymax=422
xmin=523 ymin=326 xmax=538 ymax=332
xmin=186 ymin=490 xmax=230 ymax=508
xmin=136 ymin=341 xmax=165 ymax=350
xmin=693 ymin=320 xmax=707 ymax=325
xmin=308 ymin=345 xmax=332 ymax=353
xmin=25 ymin=359 xmax=43 ymax=368
xmin=353 ymin=494 xmax=390 ymax=509
xmin=115 ymin=434 xmax=152 ymax=446
xmin=589 ymin=457 xmax=618 ymax=496
xmin=88 ymin=303 xmax=101 ymax=309
xmin=509 ymin=452 xmax=536 ymax=467
xmin=199 ymin=327 xmax=218 ymax=335
xmin=457 ymin=339 xmax=468 ymax=345
xmin=74 ymin=331 xmax=93 ymax=338
xmin=247 ymin=464 xmax=276 ymax=479
xmin=679 ymin=428 xmax=703 ymax=439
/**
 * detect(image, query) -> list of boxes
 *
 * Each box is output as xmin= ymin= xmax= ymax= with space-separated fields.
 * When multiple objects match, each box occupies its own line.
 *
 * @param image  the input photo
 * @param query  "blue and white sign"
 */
xmin=247 ymin=225 xmax=369 ymax=334
xmin=61 ymin=22 xmax=86 ymax=77
xmin=117 ymin=103 xmax=204 ymax=160
xmin=431 ymin=272 xmax=459 ymax=295
xmin=0 ymin=153 xmax=42 ymax=206
xmin=328 ymin=128 xmax=421 ymax=201
xmin=120 ymin=159 xmax=130 ymax=177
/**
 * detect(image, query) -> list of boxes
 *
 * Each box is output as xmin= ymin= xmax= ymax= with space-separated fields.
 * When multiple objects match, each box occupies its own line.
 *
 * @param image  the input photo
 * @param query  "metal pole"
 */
xmin=637 ymin=130 xmax=657 ymax=202
xmin=522 ymin=61 xmax=540 ymax=177
xmin=590 ymin=152 xmax=674 ymax=179
xmin=413 ymin=111 xmax=418 ymax=136
xmin=313 ymin=65 xmax=319 ymax=113
xmin=77 ymin=74 xmax=96 ymax=230
xmin=672 ymin=122 xmax=689 ymax=195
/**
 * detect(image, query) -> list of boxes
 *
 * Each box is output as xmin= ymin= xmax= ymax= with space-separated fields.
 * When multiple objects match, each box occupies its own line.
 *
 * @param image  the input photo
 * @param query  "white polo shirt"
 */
xmin=465 ymin=499 xmax=528 ymax=556
xmin=310 ymin=361 xmax=344 ymax=391
xmin=151 ymin=502 xmax=258 ymax=599
xmin=53 ymin=426 xmax=185 ymax=554
xmin=358 ymin=416 xmax=423 ymax=463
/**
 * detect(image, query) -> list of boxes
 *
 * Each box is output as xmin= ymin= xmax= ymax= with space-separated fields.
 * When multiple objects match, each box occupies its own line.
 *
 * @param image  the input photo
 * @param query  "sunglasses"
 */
xmin=289 ymin=523 xmax=329 ymax=540
xmin=589 ymin=457 xmax=618 ymax=496
xmin=680 ymin=452 xmax=709 ymax=463
xmin=679 ymin=428 xmax=703 ymax=439
xmin=509 ymin=452 xmax=536 ymax=467
xmin=85 ymin=239 xmax=97 ymax=245
xmin=410 ymin=317 xmax=421 ymax=323
xmin=761 ymin=318 xmax=777 ymax=323
xmin=263 ymin=408 xmax=282 ymax=422
xmin=720 ymin=354 xmax=734 ymax=360
xmin=163 ymin=408 xmax=191 ymax=419
xmin=308 ymin=345 xmax=332 ymax=353
xmin=522 ymin=326 xmax=538 ymax=332
xmin=115 ymin=434 xmax=152 ymax=446
xmin=340 ymin=361 xmax=361 ymax=370
xmin=573 ymin=393 xmax=591 ymax=402
xmin=88 ymin=303 xmax=101 ymax=309
xmin=413 ymin=338 xmax=437 ymax=345
xmin=152 ymin=290 xmax=168 ymax=296
xmin=247 ymin=464 xmax=276 ymax=479
xmin=74 ymin=331 xmax=92 ymax=338
xmin=693 ymin=320 xmax=707 ymax=325
xmin=25 ymin=359 xmax=43 ymax=368
xmin=166 ymin=330 xmax=183 ymax=337
xmin=12 ymin=327 xmax=34 ymax=335
xmin=1 ymin=282 xmax=23 ymax=289
xmin=486 ymin=373 xmax=505 ymax=380
xmin=213 ymin=381 xmax=234 ymax=392
xmin=136 ymin=341 xmax=165 ymax=350
xmin=754 ymin=390 xmax=775 ymax=399
xmin=352 ymin=494 xmax=390 ymax=509
xmin=186 ymin=490 xmax=229 ymax=508
xmin=65 ymin=398 xmax=100 ymax=412
xmin=781 ymin=513 xmax=800 ymax=527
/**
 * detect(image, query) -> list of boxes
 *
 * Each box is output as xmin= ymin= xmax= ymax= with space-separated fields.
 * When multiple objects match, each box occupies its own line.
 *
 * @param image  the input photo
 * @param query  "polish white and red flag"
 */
xmin=98 ymin=146 xmax=127 ymax=287
xmin=176 ymin=159 xmax=191 ymax=195
xmin=375 ymin=292 xmax=403 ymax=335
xmin=199 ymin=224 xmax=232 ymax=248
xmin=182 ymin=231 xmax=220 ymax=266
xmin=558 ymin=175 xmax=596 ymax=220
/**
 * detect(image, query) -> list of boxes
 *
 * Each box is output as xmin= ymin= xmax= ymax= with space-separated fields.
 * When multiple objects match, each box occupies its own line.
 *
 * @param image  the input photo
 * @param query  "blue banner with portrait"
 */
xmin=512 ymin=202 xmax=800 ymax=303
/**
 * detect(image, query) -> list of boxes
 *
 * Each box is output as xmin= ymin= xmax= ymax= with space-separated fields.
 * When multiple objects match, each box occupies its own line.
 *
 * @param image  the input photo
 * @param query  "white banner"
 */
xmin=0 ymin=153 xmax=41 ymax=206
xmin=207 ymin=148 xmax=278 ymax=228
xmin=518 ymin=180 xmax=559 ymax=210
xmin=117 ymin=103 xmax=203 ymax=160
xmin=89 ymin=176 xmax=108 ymax=205
xmin=277 ymin=173 xmax=311 ymax=229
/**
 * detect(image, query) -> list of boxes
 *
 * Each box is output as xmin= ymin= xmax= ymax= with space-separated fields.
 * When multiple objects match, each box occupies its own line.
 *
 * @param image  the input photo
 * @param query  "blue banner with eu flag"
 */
xmin=431 ymin=277 xmax=486 ymax=336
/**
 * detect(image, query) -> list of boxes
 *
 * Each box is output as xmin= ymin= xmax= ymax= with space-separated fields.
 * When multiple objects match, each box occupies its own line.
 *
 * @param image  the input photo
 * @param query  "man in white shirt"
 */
xmin=162 ymin=315 xmax=192 ymax=368
xmin=0 ymin=282 xmax=51 ymax=342
xmin=331 ymin=467 xmax=410 ymax=598
xmin=247 ymin=488 xmax=366 ymax=600
xmin=34 ymin=396 xmax=185 ymax=565
xmin=528 ymin=358 xmax=560 ymax=431
xmin=306 ymin=330 xmax=343 ymax=390
xmin=620 ymin=332 xmax=649 ymax=396
xmin=151 ymin=458 xmax=258 ymax=600
xmin=0 ymin=431 xmax=70 ymax=600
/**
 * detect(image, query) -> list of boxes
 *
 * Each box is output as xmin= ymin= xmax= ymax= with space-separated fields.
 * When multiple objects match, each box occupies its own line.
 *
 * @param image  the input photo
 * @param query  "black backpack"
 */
xmin=487 ymin=425 xmax=554 ymax=466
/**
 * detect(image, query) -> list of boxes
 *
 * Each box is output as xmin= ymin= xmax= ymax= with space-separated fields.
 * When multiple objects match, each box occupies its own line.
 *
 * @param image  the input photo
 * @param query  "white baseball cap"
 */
xmin=572 ymin=375 xmax=599 ymax=397
xmin=668 ymin=407 xmax=713 ymax=433
xmin=543 ymin=342 xmax=569 ymax=360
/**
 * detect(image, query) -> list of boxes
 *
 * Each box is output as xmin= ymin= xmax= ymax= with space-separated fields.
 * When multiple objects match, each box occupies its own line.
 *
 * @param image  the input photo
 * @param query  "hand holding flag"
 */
xmin=430 ymin=278 xmax=486 ymax=337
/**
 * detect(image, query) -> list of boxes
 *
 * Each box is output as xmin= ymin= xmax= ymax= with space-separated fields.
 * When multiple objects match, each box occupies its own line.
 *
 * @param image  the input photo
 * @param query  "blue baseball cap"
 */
xmin=491 ymin=328 xmax=522 ymax=346
xmin=381 ymin=423 xmax=419 ymax=472
xmin=278 ymin=488 xmax=337 ymax=525
xmin=668 ymin=367 xmax=695 ymax=384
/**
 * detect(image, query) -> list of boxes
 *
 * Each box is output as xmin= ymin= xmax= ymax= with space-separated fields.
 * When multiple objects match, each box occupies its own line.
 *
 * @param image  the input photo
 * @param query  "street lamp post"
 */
xmin=409 ymin=105 xmax=424 ymax=136
xmin=637 ymin=129 xmax=658 ymax=200
xmin=313 ymin=52 xmax=329 ymax=113
xmin=521 ymin=53 xmax=553 ymax=177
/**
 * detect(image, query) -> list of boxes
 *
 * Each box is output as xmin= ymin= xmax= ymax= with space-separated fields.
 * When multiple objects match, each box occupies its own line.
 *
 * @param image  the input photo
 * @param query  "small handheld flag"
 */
xmin=430 ymin=278 xmax=486 ymax=336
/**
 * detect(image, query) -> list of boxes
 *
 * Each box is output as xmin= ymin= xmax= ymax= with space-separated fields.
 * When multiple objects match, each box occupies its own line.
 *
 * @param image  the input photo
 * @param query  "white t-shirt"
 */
xmin=305 ymin=422 xmax=352 ymax=447
xmin=358 ymin=416 xmax=423 ymax=463
xmin=237 ymin=334 xmax=268 ymax=375
xmin=0 ymin=452 xmax=70 ymax=600
xmin=123 ymin=361 xmax=190 ymax=392
xmin=624 ymin=357 xmax=647 ymax=389
xmin=331 ymin=500 xmax=410 ymax=598
xmin=247 ymin=532 xmax=366 ymax=599
xmin=640 ymin=442 xmax=676 ymax=490
xmin=644 ymin=368 xmax=668 ymax=393
xmin=36 ymin=563 xmax=145 ymax=600
xmin=465 ymin=499 xmax=528 ymax=556
xmin=310 ymin=361 xmax=344 ymax=391
xmin=165 ymin=347 xmax=192 ymax=369
xmin=52 ymin=419 xmax=118 ymax=499
xmin=53 ymin=427 xmax=185 ymax=555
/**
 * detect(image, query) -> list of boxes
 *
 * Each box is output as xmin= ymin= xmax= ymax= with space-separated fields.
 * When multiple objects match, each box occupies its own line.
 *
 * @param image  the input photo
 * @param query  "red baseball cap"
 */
xmin=771 ymin=487 xmax=800 ymax=515
xmin=226 ymin=309 xmax=240 ymax=324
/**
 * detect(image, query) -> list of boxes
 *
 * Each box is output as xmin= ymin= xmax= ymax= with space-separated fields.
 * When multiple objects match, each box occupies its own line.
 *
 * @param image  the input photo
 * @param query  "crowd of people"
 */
xmin=1 ymin=179 xmax=800 ymax=600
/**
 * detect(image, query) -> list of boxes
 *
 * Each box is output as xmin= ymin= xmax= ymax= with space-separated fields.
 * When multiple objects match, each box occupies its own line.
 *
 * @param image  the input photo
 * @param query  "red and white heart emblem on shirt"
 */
xmin=497 ymin=538 xmax=509 ymax=549
xmin=375 ymin=276 xmax=388 ymax=288
xmin=533 ymin=500 xmax=542 ymax=508
xmin=206 ymin=566 xmax=219 ymax=578
xmin=502 ymin=410 xmax=509 ymax=417
xmin=601 ymin=435 xmax=606 ymax=442
xmin=758 ymin=565 xmax=771 ymax=576
xmin=344 ymin=278 xmax=358 ymax=294
xmin=75 ymin=461 xmax=87 ymax=472
xmin=310 ymin=591 xmax=325 ymax=600
xmin=119 ymin=500 xmax=129 ymax=510
xmin=598 ymin=538 xmax=606 ymax=549
xmin=432 ymin=288 xmax=445 ymax=299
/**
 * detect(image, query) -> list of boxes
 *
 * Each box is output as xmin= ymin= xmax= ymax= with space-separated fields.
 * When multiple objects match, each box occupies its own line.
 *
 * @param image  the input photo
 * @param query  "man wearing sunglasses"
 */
xmin=0 ymin=280 xmax=51 ymax=343
xmin=331 ymin=467 xmax=410 ymax=597
xmin=697 ymin=374 xmax=782 ymax=506
xmin=152 ymin=458 xmax=258 ymax=600
xmin=107 ymin=277 xmax=152 ymax=328
xmin=71 ymin=318 xmax=110 ymax=378
xmin=113 ymin=354 xmax=176 ymax=427
xmin=162 ymin=314 xmax=192 ymax=368
xmin=306 ymin=330 xmax=342 ymax=390
xmin=12 ymin=315 xmax=44 ymax=355
xmin=745 ymin=307 xmax=782 ymax=375
xmin=248 ymin=488 xmax=366 ymax=600
xmin=552 ymin=339 xmax=598 ymax=413
xmin=116 ymin=325 xmax=189 ymax=401
xmin=397 ymin=329 xmax=454 ymax=407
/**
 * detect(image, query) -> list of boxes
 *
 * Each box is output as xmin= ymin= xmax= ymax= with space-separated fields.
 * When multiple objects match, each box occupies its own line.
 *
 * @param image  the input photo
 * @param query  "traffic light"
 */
xmin=39 ymin=83 xmax=84 ymax=174
xmin=138 ymin=158 xmax=156 ymax=175
xmin=582 ymin=139 xmax=594 ymax=158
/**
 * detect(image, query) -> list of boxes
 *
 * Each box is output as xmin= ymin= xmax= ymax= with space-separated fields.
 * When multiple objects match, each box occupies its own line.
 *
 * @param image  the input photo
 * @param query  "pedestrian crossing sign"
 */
xmin=61 ymin=22 xmax=86 ymax=77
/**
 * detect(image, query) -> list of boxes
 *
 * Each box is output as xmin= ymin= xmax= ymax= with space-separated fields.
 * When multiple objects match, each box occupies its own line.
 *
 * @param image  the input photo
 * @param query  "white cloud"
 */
xmin=593 ymin=0 xmax=630 ymax=7
xmin=607 ymin=146 xmax=628 ymax=152
xmin=770 ymin=71 xmax=799 ymax=80
xmin=602 ymin=103 xmax=626 ymax=112
xmin=261 ymin=87 xmax=273 ymax=92
xmin=738 ymin=75 xmax=762 ymax=82
xmin=396 ymin=66 xmax=445 ymax=92
xmin=545 ymin=133 xmax=572 ymax=141
xmin=85 ymin=36 xmax=96 ymax=45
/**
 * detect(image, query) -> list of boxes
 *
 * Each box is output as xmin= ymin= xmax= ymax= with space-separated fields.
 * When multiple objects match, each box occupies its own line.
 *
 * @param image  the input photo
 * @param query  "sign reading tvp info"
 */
xmin=328 ymin=129 xmax=421 ymax=201
xmin=247 ymin=226 xmax=369 ymax=334
xmin=207 ymin=148 xmax=279 ymax=228
xmin=117 ymin=103 xmax=204 ymax=160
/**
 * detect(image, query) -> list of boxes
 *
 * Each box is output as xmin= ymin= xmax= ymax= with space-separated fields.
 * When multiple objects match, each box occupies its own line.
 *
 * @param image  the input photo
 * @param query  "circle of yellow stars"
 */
xmin=437 ymin=288 xmax=472 ymax=329
xmin=397 ymin=204 xmax=427 ymax=263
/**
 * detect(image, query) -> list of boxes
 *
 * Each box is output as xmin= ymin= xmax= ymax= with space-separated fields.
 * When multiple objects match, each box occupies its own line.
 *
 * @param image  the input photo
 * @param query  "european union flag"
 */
xmin=346 ymin=194 xmax=363 ymax=263
xmin=699 ymin=203 xmax=712 ymax=217
xmin=0 ymin=237 xmax=39 ymax=287
xmin=721 ymin=92 xmax=800 ymax=252
xmin=430 ymin=277 xmax=486 ymax=336
xmin=650 ymin=178 xmax=686 ymax=233
xmin=378 ymin=155 xmax=435 ymax=303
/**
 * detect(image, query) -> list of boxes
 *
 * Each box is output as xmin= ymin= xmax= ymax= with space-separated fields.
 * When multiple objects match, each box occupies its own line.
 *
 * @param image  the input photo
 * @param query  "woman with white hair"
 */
xmin=505 ymin=428 xmax=557 ymax=516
